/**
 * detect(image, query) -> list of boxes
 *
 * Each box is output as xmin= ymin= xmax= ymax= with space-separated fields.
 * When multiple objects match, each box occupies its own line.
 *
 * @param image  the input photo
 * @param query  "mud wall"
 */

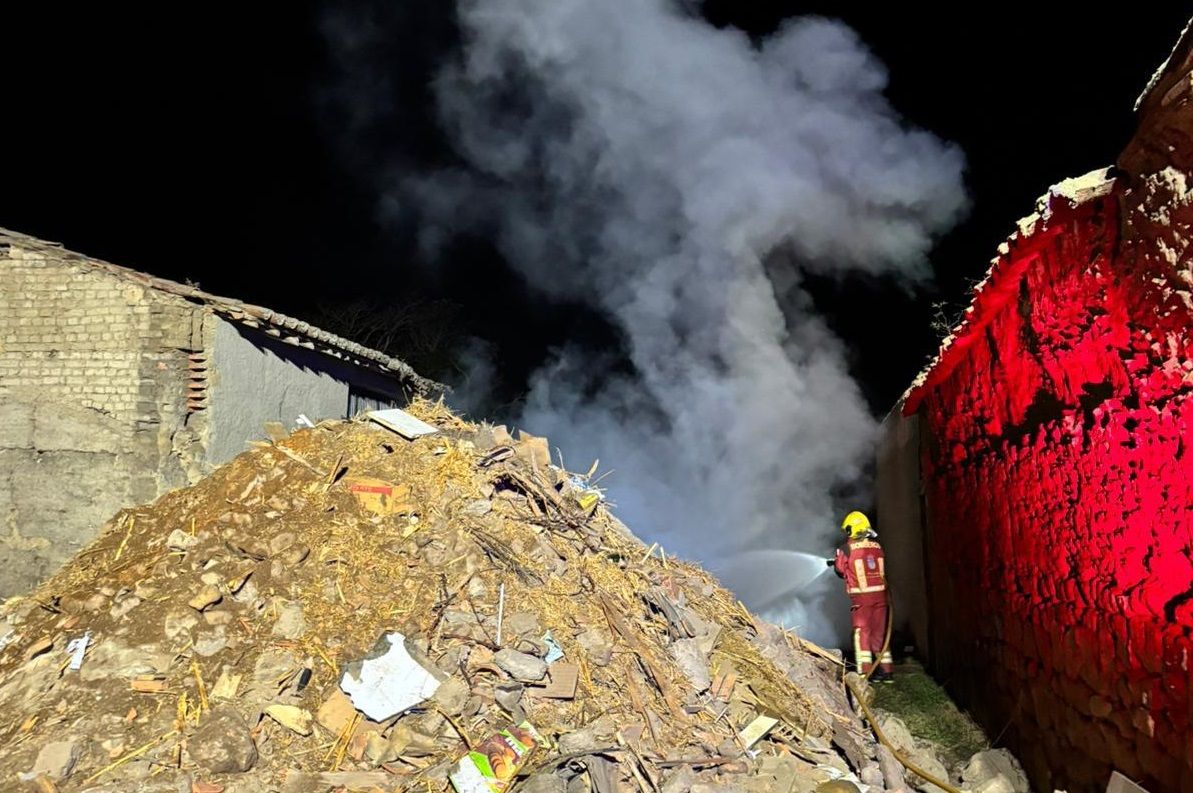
xmin=875 ymin=408 xmax=930 ymax=656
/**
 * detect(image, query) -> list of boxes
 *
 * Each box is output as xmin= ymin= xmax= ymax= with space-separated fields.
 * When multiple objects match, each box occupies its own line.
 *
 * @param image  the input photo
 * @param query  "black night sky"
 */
xmin=3 ymin=5 xmax=1188 ymax=413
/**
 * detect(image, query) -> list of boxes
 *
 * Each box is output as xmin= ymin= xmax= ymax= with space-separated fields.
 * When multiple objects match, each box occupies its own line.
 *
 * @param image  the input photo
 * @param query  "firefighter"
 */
xmin=826 ymin=510 xmax=893 ymax=681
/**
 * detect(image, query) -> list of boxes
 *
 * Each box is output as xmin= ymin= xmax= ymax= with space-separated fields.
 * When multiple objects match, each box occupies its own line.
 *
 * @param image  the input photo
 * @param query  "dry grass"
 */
xmin=872 ymin=660 xmax=989 ymax=768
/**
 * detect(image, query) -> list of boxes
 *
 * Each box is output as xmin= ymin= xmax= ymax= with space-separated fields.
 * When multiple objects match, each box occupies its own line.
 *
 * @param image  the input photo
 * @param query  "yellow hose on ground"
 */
xmin=846 ymin=585 xmax=964 ymax=793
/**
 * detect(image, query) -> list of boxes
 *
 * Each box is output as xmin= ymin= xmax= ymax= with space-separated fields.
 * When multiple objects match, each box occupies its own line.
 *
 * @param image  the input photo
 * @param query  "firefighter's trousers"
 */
xmin=850 ymin=593 xmax=892 ymax=675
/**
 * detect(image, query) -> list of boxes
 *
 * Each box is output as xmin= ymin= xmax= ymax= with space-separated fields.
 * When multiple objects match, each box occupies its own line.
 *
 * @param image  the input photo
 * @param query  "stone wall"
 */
xmin=1119 ymin=29 xmax=1193 ymax=300
xmin=900 ymin=31 xmax=1193 ymax=792
xmin=0 ymin=241 xmax=203 ymax=594
xmin=913 ymin=190 xmax=1191 ymax=792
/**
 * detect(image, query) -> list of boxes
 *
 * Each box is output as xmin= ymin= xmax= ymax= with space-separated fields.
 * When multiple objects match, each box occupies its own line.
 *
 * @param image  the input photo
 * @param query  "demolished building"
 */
xmin=0 ymin=228 xmax=440 ymax=597
xmin=0 ymin=400 xmax=959 ymax=793
xmin=878 ymin=22 xmax=1192 ymax=793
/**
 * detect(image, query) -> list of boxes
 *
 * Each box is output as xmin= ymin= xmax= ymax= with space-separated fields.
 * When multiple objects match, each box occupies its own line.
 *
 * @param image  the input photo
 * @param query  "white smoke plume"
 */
xmin=414 ymin=1 xmax=966 ymax=644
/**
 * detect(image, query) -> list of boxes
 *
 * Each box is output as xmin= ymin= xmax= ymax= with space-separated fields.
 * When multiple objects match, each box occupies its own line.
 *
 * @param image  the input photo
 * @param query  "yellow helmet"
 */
xmin=841 ymin=510 xmax=872 ymax=539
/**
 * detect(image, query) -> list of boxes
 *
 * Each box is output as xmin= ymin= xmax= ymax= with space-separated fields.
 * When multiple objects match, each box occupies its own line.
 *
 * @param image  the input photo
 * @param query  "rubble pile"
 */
xmin=0 ymin=400 xmax=899 ymax=793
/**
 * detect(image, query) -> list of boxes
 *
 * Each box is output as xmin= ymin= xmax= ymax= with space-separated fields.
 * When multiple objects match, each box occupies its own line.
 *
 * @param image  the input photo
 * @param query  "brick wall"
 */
xmin=0 ymin=241 xmax=204 ymax=594
xmin=0 ymin=256 xmax=142 ymax=417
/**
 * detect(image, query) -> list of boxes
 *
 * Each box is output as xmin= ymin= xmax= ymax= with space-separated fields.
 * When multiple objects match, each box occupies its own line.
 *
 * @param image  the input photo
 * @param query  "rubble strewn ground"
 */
xmin=0 ymin=400 xmax=1023 ymax=793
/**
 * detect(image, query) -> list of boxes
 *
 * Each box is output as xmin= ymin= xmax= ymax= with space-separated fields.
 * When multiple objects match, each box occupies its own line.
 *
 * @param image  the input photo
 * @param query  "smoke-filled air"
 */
xmin=382 ymin=1 xmax=966 ymax=644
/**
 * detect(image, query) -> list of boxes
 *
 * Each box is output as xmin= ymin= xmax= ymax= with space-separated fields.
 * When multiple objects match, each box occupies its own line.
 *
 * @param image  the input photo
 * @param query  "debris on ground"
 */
xmin=0 ymin=398 xmax=916 ymax=792
xmin=960 ymin=749 xmax=1030 ymax=793
xmin=19 ymin=739 xmax=82 ymax=783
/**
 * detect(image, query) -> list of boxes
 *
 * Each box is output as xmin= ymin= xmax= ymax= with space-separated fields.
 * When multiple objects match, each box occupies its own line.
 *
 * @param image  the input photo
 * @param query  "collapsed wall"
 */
xmin=0 ymin=401 xmax=907 ymax=793
xmin=901 ymin=25 xmax=1193 ymax=793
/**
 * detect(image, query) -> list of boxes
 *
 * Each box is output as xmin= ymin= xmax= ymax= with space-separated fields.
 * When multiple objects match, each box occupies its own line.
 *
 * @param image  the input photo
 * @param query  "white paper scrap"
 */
xmin=367 ymin=408 xmax=439 ymax=439
xmin=339 ymin=632 xmax=441 ymax=721
xmin=65 ymin=631 xmax=91 ymax=671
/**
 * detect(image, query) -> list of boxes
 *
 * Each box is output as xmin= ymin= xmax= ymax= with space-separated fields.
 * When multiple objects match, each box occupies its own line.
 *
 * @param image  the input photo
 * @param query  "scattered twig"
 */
xmin=434 ymin=704 xmax=475 ymax=750
xmin=113 ymin=516 xmax=136 ymax=562
xmin=272 ymin=444 xmax=323 ymax=476
xmin=495 ymin=582 xmax=506 ymax=647
xmin=192 ymin=653 xmax=208 ymax=710
xmin=83 ymin=730 xmax=177 ymax=784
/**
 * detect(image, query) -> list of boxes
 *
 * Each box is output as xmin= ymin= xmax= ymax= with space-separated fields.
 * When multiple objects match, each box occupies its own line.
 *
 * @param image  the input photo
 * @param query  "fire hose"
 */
xmin=842 ymin=586 xmax=963 ymax=793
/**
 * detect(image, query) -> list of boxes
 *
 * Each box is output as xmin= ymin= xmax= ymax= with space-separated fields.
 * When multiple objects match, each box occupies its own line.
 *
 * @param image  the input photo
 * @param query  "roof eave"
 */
xmin=0 ymin=227 xmax=444 ymax=396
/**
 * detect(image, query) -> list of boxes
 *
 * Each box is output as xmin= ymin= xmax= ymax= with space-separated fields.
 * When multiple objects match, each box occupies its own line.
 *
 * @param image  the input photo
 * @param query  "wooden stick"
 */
xmin=273 ymin=444 xmax=323 ymax=475
xmin=83 ymin=731 xmax=176 ymax=784
xmin=434 ymin=705 xmax=474 ymax=750
xmin=113 ymin=517 xmax=135 ymax=562
xmin=191 ymin=660 xmax=209 ymax=712
xmin=598 ymin=594 xmax=682 ymax=718
xmin=495 ymin=582 xmax=506 ymax=647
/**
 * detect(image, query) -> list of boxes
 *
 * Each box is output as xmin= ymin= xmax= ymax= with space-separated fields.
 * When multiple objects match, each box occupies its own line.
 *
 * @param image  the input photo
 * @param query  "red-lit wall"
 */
xmin=913 ymin=189 xmax=1192 ymax=792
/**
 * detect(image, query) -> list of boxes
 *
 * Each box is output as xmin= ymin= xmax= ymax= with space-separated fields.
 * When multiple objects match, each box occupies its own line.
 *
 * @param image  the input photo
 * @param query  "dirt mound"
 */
xmin=0 ymin=400 xmax=881 ymax=792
